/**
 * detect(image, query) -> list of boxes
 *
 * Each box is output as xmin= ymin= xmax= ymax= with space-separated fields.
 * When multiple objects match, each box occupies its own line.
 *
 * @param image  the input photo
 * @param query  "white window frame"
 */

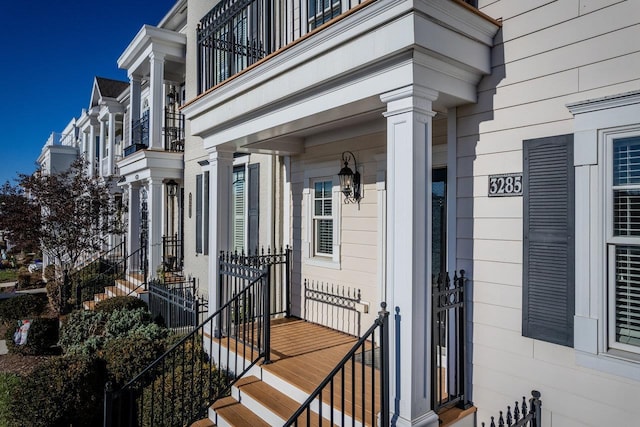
xmin=312 ymin=179 xmax=334 ymax=257
xmin=304 ymin=172 xmax=341 ymax=269
xmin=605 ymin=128 xmax=640 ymax=354
xmin=569 ymin=90 xmax=640 ymax=379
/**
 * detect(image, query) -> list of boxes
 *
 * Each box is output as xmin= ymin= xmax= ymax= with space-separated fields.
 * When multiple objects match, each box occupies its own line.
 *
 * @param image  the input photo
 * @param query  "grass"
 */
xmin=0 ymin=269 xmax=18 ymax=284
xmin=0 ymin=372 xmax=21 ymax=426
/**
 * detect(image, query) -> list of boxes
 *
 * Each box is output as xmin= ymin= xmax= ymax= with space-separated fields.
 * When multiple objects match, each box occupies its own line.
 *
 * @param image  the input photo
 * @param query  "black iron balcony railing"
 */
xmin=197 ymin=0 xmax=480 ymax=93
xmin=124 ymin=111 xmax=149 ymax=157
xmin=163 ymin=108 xmax=185 ymax=152
xmin=197 ymin=0 xmax=367 ymax=93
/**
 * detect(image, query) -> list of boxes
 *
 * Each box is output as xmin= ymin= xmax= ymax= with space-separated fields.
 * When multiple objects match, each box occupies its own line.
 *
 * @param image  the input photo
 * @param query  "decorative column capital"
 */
xmin=381 ymin=85 xmax=439 ymax=118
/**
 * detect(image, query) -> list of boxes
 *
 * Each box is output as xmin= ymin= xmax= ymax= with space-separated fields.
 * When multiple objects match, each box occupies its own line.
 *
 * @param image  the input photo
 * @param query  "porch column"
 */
xmin=147 ymin=178 xmax=164 ymax=277
xmin=127 ymin=183 xmax=141 ymax=256
xmin=148 ymin=52 xmax=165 ymax=150
xmin=129 ymin=74 xmax=142 ymax=145
xmin=99 ymin=119 xmax=107 ymax=176
xmin=107 ymin=112 xmax=116 ymax=176
xmin=88 ymin=123 xmax=96 ymax=177
xmin=207 ymin=148 xmax=234 ymax=316
xmin=381 ymin=84 xmax=439 ymax=427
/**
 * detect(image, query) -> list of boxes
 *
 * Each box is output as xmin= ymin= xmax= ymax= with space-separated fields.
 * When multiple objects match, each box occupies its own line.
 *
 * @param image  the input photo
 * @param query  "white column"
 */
xmin=99 ymin=119 xmax=107 ymax=176
xmin=381 ymin=85 xmax=439 ymax=427
xmin=149 ymin=52 xmax=165 ymax=150
xmin=207 ymin=148 xmax=234 ymax=316
xmin=108 ymin=112 xmax=116 ymax=176
xmin=127 ymin=183 xmax=141 ymax=256
xmin=88 ymin=124 xmax=96 ymax=177
xmin=147 ymin=178 xmax=164 ymax=277
xmin=129 ymin=75 xmax=141 ymax=146
xmin=82 ymin=131 xmax=88 ymax=162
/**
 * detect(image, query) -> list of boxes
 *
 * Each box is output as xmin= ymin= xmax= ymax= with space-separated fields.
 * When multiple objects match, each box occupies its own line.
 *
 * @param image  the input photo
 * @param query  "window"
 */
xmin=608 ymin=135 xmax=640 ymax=352
xmin=568 ymin=91 xmax=640 ymax=379
xmin=313 ymin=180 xmax=333 ymax=256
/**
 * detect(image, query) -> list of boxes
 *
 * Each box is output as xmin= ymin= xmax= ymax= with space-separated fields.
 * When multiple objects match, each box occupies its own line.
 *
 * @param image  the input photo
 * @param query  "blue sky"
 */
xmin=0 ymin=0 xmax=178 ymax=185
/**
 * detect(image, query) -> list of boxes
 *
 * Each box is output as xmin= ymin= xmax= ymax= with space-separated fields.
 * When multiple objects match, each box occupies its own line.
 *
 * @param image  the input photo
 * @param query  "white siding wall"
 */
xmin=466 ymin=1 xmax=640 ymax=425
xmin=291 ymin=131 xmax=385 ymax=330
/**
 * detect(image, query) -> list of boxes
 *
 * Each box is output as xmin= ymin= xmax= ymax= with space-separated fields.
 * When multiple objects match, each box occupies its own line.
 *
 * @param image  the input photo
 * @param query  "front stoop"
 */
xmin=439 ymin=406 xmax=476 ymax=427
xmin=82 ymin=273 xmax=146 ymax=310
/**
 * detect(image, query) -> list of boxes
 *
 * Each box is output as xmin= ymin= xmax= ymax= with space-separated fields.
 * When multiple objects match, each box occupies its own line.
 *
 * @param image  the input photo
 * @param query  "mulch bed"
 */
xmin=0 ymin=354 xmax=56 ymax=376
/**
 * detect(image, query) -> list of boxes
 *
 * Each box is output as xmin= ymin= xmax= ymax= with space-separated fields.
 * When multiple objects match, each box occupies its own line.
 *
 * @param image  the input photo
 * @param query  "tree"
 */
xmin=0 ymin=181 xmax=41 ymax=254
xmin=3 ymin=159 xmax=124 ymax=273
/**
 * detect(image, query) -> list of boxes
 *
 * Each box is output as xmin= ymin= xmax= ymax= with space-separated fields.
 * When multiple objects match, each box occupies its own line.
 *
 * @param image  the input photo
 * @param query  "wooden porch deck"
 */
xmin=213 ymin=317 xmax=382 ymax=426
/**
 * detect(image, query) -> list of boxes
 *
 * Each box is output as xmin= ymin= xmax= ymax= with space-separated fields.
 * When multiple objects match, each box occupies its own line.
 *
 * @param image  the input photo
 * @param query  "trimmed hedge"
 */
xmin=0 ymin=293 xmax=47 ymax=321
xmin=4 ymin=317 xmax=59 ymax=355
xmin=6 ymin=355 xmax=105 ymax=427
xmin=103 ymin=335 xmax=166 ymax=387
xmin=95 ymin=295 xmax=147 ymax=313
xmin=59 ymin=310 xmax=106 ymax=354
xmin=0 ymin=373 xmax=21 ymax=427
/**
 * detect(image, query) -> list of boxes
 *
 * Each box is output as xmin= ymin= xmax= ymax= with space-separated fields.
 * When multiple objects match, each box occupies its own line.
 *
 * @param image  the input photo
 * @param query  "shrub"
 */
xmin=45 ymin=279 xmax=63 ymax=313
xmin=95 ymin=295 xmax=147 ymax=314
xmin=59 ymin=309 xmax=106 ymax=353
xmin=43 ymin=264 xmax=56 ymax=282
xmin=4 ymin=317 xmax=59 ymax=355
xmin=0 ymin=293 xmax=47 ymax=321
xmin=140 ymin=362 xmax=226 ymax=427
xmin=6 ymin=355 xmax=105 ymax=427
xmin=0 ymin=373 xmax=21 ymax=427
xmin=103 ymin=335 xmax=166 ymax=387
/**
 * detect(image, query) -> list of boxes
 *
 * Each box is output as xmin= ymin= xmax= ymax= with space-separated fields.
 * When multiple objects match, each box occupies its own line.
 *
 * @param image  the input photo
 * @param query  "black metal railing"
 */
xmin=304 ymin=279 xmax=361 ymax=336
xmin=148 ymin=277 xmax=206 ymax=336
xmin=163 ymin=108 xmax=185 ymax=152
xmin=70 ymin=241 xmax=126 ymax=309
xmin=162 ymin=234 xmax=183 ymax=273
xmin=432 ymin=270 xmax=468 ymax=413
xmin=481 ymin=391 xmax=542 ymax=427
xmin=105 ymin=263 xmax=271 ymax=427
xmin=196 ymin=0 xmax=368 ymax=93
xmin=125 ymin=112 xmax=149 ymax=157
xmin=284 ymin=303 xmax=389 ymax=426
xmin=72 ymin=244 xmax=148 ymax=309
xmin=219 ymin=246 xmax=291 ymax=317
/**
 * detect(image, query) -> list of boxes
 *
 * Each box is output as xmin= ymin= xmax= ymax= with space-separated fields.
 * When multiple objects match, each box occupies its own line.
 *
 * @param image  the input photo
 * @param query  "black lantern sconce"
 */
xmin=166 ymin=179 xmax=178 ymax=198
xmin=338 ymin=151 xmax=361 ymax=204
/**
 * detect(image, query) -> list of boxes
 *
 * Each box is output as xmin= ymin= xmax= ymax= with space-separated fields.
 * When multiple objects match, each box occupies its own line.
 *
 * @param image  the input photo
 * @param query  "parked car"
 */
xmin=28 ymin=260 xmax=43 ymax=273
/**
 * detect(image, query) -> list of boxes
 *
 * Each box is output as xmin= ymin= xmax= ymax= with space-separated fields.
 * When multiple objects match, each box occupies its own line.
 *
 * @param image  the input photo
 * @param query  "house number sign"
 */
xmin=488 ymin=173 xmax=523 ymax=197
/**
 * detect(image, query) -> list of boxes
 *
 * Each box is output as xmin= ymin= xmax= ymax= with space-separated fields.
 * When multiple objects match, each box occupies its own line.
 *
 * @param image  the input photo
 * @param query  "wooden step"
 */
xmin=190 ymin=418 xmax=216 ymax=427
xmin=212 ymin=396 xmax=270 ymax=427
xmin=234 ymin=376 xmax=326 ymax=426
xmin=439 ymin=405 xmax=477 ymax=427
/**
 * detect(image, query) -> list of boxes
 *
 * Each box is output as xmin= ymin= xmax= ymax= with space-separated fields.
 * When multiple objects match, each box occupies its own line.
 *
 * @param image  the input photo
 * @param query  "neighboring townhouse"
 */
xmin=114 ymin=0 xmax=281 ymax=298
xmin=175 ymin=0 xmax=640 ymax=426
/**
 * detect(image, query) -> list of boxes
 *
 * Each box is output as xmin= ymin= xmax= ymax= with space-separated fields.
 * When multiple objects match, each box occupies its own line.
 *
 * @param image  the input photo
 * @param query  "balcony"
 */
xmin=197 ymin=0 xmax=479 ymax=93
xmin=163 ymin=108 xmax=185 ymax=152
xmin=124 ymin=112 xmax=149 ymax=157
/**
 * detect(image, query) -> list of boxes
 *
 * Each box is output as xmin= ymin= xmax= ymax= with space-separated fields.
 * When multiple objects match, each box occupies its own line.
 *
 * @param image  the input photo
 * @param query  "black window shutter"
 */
xmin=523 ymin=134 xmax=575 ymax=347
xmin=248 ymin=164 xmax=260 ymax=252
xmin=196 ymin=174 xmax=203 ymax=254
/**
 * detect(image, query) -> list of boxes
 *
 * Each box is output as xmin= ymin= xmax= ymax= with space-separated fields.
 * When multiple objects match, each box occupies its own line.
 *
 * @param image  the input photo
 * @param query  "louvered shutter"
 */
xmin=248 ymin=164 xmax=260 ymax=252
xmin=232 ymin=167 xmax=245 ymax=253
xmin=523 ymin=134 xmax=575 ymax=347
xmin=196 ymin=174 xmax=203 ymax=254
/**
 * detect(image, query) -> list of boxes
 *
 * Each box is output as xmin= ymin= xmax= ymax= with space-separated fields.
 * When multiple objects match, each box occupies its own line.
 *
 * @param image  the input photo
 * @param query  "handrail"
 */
xmin=71 ymin=242 xmax=127 ymax=309
xmin=284 ymin=303 xmax=389 ymax=426
xmin=105 ymin=264 xmax=270 ymax=427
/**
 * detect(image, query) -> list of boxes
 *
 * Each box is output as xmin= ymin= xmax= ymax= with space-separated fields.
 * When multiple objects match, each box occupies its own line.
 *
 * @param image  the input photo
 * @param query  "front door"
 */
xmin=432 ymin=168 xmax=447 ymax=277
